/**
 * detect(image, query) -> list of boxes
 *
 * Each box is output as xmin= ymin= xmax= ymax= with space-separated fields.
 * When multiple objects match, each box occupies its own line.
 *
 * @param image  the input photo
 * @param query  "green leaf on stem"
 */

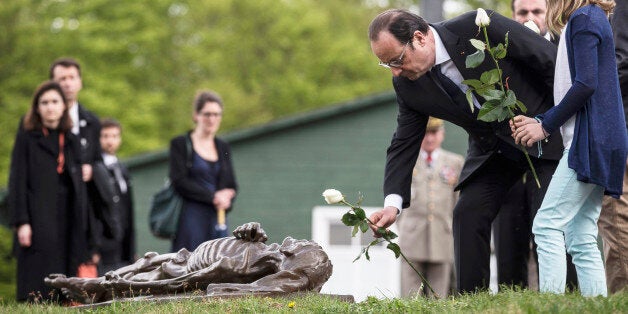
xmin=478 ymin=89 xmax=504 ymax=101
xmin=387 ymin=243 xmax=401 ymax=258
xmin=341 ymin=212 xmax=360 ymax=226
xmin=478 ymin=99 xmax=504 ymax=122
xmin=516 ymin=100 xmax=527 ymax=113
xmin=469 ymin=38 xmax=486 ymax=51
xmin=503 ymin=90 xmax=517 ymax=109
xmin=504 ymin=31 xmax=509 ymax=50
xmin=491 ymin=43 xmax=507 ymax=59
xmin=376 ymin=227 xmax=388 ymax=238
xmin=466 ymin=50 xmax=485 ymax=68
xmin=466 ymin=89 xmax=476 ymax=112
xmin=359 ymin=220 xmax=369 ymax=233
xmin=480 ymin=69 xmax=501 ymax=86
xmin=352 ymin=225 xmax=359 ymax=237
xmin=354 ymin=247 xmax=366 ymax=262
xmin=387 ymin=230 xmax=398 ymax=240
xmin=353 ymin=207 xmax=366 ymax=220
xmin=462 ymin=79 xmax=483 ymax=89
xmin=364 ymin=245 xmax=372 ymax=261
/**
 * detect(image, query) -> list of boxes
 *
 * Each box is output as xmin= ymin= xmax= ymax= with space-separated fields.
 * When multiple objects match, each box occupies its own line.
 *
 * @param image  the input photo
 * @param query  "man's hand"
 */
xmin=368 ymin=206 xmax=398 ymax=237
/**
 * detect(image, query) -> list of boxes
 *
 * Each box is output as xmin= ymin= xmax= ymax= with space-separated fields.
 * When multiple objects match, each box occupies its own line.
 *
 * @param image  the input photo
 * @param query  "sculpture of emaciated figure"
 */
xmin=45 ymin=223 xmax=333 ymax=304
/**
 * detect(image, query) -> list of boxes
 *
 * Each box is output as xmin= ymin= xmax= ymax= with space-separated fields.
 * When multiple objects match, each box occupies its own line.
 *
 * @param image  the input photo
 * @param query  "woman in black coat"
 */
xmin=169 ymin=90 xmax=238 ymax=252
xmin=8 ymin=81 xmax=90 ymax=302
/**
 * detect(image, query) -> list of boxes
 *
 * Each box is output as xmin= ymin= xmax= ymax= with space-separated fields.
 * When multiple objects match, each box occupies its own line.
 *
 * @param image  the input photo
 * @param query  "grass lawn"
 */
xmin=0 ymin=288 xmax=626 ymax=313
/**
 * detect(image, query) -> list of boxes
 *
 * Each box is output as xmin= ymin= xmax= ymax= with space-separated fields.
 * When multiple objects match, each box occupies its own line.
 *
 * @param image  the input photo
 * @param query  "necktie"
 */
xmin=430 ymin=64 xmax=469 ymax=108
xmin=110 ymin=162 xmax=128 ymax=194
xmin=426 ymin=153 xmax=433 ymax=167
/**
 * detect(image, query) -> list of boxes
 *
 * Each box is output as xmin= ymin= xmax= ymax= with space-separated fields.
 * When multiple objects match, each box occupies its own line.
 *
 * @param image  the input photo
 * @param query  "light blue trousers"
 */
xmin=533 ymin=150 xmax=607 ymax=296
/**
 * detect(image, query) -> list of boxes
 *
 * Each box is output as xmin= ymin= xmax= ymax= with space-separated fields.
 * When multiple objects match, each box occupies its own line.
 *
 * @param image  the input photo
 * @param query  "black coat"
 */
xmin=169 ymin=133 xmax=238 ymax=209
xmin=612 ymin=0 xmax=628 ymax=129
xmin=76 ymin=104 xmax=102 ymax=164
xmin=384 ymin=11 xmax=564 ymax=208
xmin=91 ymin=160 xmax=136 ymax=266
xmin=8 ymin=128 xmax=89 ymax=301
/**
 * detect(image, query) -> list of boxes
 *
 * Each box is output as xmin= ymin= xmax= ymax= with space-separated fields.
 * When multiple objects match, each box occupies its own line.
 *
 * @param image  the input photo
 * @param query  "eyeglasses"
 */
xmin=200 ymin=112 xmax=222 ymax=118
xmin=379 ymin=41 xmax=410 ymax=69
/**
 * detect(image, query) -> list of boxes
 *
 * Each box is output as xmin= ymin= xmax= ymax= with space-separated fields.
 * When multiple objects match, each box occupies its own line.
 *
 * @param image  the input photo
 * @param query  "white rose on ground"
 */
xmin=524 ymin=20 xmax=540 ymax=34
xmin=475 ymin=8 xmax=490 ymax=27
xmin=322 ymin=189 xmax=344 ymax=204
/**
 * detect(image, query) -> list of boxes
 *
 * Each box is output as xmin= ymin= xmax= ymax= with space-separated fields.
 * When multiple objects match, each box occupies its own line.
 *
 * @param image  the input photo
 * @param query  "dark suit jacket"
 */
xmin=612 ymin=0 xmax=628 ymax=128
xmin=385 ymin=11 xmax=564 ymax=208
xmin=77 ymin=103 xmax=102 ymax=164
xmin=91 ymin=160 xmax=136 ymax=264
xmin=169 ymin=133 xmax=238 ymax=210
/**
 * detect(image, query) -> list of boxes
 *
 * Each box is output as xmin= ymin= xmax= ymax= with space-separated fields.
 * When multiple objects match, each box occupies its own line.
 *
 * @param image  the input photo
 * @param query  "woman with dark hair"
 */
xmin=8 ymin=81 xmax=90 ymax=302
xmin=169 ymin=90 xmax=238 ymax=252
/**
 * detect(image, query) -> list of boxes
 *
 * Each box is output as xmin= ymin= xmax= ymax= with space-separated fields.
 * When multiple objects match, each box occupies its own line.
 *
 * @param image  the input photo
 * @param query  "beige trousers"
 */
xmin=400 ymin=261 xmax=451 ymax=299
xmin=599 ymin=168 xmax=628 ymax=294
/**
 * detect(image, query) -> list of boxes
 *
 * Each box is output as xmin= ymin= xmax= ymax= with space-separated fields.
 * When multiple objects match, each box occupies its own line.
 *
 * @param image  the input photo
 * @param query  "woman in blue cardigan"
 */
xmin=511 ymin=0 xmax=626 ymax=296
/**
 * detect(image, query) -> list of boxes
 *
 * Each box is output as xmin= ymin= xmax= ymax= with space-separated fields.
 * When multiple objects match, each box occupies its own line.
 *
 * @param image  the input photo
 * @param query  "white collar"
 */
xmin=102 ymin=153 xmax=118 ymax=167
xmin=69 ymin=102 xmax=79 ymax=135
xmin=430 ymin=26 xmax=451 ymax=67
xmin=420 ymin=148 xmax=440 ymax=160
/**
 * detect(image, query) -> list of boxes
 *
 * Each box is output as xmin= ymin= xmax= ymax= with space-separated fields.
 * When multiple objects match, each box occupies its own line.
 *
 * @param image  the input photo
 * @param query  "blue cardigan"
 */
xmin=539 ymin=5 xmax=628 ymax=198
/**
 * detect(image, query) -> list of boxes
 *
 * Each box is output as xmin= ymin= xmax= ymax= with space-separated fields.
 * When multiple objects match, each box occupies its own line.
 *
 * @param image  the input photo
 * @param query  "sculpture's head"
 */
xmin=279 ymin=238 xmax=333 ymax=291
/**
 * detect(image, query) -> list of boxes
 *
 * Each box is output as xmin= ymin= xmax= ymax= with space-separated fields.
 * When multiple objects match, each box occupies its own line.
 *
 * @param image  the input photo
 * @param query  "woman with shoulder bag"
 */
xmin=169 ymin=90 xmax=238 ymax=252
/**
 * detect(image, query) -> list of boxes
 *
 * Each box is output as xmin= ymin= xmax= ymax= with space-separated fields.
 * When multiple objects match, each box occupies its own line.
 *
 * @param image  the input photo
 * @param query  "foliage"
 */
xmin=0 ymin=0 xmax=393 ymax=186
xmin=0 ymin=289 xmax=627 ymax=313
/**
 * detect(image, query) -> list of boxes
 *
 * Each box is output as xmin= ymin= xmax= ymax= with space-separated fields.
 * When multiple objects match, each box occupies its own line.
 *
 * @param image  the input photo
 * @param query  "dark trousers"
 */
xmin=453 ymin=152 xmax=558 ymax=293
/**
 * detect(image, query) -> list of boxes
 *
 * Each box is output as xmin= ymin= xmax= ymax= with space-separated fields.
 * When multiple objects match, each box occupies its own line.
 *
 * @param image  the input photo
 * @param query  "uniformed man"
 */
xmin=397 ymin=117 xmax=464 ymax=298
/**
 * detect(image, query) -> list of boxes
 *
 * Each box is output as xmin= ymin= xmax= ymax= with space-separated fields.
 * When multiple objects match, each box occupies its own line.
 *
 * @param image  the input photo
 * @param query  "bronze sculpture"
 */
xmin=45 ymin=222 xmax=333 ymax=304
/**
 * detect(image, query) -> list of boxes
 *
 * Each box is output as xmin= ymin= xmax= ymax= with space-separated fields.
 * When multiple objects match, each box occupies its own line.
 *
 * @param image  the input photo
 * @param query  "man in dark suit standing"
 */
xmin=367 ymin=9 xmax=563 ymax=293
xmin=92 ymin=118 xmax=136 ymax=275
xmin=50 ymin=58 xmax=102 ymax=276
xmin=598 ymin=0 xmax=628 ymax=294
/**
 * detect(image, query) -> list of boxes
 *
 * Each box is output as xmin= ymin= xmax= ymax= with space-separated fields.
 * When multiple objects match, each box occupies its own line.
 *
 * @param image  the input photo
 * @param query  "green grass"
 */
xmin=0 ymin=289 xmax=626 ymax=313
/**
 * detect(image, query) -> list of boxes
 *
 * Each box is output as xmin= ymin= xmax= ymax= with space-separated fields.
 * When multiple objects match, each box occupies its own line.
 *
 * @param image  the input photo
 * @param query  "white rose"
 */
xmin=524 ymin=20 xmax=540 ymax=34
xmin=475 ymin=8 xmax=490 ymax=27
xmin=322 ymin=189 xmax=344 ymax=204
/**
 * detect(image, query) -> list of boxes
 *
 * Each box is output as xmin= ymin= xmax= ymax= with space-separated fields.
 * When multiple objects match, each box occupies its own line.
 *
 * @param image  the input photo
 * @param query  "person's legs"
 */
xmin=425 ymin=262 xmax=451 ymax=299
xmin=565 ymin=185 xmax=607 ymax=297
xmin=454 ymin=154 xmax=523 ymax=293
xmin=494 ymin=179 xmax=530 ymax=289
xmin=400 ymin=260 xmax=425 ymax=297
xmin=599 ymin=168 xmax=628 ymax=294
xmin=533 ymin=150 xmax=601 ymax=294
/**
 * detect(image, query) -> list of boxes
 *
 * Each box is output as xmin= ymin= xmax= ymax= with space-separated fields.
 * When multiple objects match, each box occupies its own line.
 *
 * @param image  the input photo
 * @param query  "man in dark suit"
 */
xmin=50 ymin=58 xmax=102 ymax=276
xmin=367 ymin=9 xmax=563 ymax=293
xmin=598 ymin=0 xmax=628 ymax=294
xmin=92 ymin=118 xmax=136 ymax=275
